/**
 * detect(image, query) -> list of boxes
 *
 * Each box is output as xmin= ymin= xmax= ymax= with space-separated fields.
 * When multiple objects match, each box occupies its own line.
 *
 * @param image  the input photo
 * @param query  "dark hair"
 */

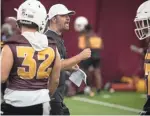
xmin=84 ymin=24 xmax=92 ymax=32
xmin=17 ymin=20 xmax=38 ymax=30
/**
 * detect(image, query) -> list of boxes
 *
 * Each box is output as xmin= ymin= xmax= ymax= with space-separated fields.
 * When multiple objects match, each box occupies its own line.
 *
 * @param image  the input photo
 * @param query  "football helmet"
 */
xmin=74 ymin=16 xmax=88 ymax=32
xmin=15 ymin=0 xmax=47 ymax=33
xmin=134 ymin=0 xmax=150 ymax=40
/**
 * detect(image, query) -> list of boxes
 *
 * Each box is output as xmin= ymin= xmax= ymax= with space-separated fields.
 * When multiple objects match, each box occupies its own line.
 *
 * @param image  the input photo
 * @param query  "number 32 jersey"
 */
xmin=5 ymin=34 xmax=56 ymax=91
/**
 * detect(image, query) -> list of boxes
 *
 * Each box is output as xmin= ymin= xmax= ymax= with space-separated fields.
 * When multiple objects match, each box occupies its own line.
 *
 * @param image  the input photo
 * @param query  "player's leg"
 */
xmin=50 ymin=101 xmax=70 ymax=115
xmin=62 ymin=102 xmax=70 ymax=115
xmin=79 ymin=59 xmax=92 ymax=86
xmin=140 ymin=97 xmax=150 ymax=115
xmin=1 ymin=102 xmax=43 ymax=115
xmin=93 ymin=58 xmax=102 ymax=93
xmin=140 ymin=77 xmax=150 ymax=115
xmin=50 ymin=101 xmax=64 ymax=115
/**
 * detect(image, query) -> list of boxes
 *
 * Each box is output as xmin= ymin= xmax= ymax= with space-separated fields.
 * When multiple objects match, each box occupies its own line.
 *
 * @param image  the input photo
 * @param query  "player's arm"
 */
xmin=48 ymin=48 xmax=61 ymax=96
xmin=130 ymin=44 xmax=144 ymax=55
xmin=1 ymin=45 xmax=14 ymax=83
xmin=61 ymin=48 xmax=91 ymax=70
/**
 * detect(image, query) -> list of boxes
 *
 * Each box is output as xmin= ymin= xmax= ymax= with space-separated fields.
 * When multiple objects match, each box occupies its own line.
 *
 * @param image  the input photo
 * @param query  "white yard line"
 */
xmin=72 ymin=97 xmax=141 ymax=113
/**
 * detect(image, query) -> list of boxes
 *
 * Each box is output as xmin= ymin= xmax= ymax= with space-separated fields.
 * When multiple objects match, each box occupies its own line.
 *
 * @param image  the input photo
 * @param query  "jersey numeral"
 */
xmin=16 ymin=46 xmax=55 ymax=79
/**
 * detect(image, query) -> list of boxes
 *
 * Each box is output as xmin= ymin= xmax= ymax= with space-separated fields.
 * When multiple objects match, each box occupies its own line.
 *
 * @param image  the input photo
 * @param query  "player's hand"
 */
xmin=130 ymin=45 xmax=143 ymax=54
xmin=79 ymin=48 xmax=91 ymax=60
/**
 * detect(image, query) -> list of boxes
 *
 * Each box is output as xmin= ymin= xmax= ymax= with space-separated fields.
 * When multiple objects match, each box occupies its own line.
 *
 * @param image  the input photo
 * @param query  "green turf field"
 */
xmin=64 ymin=91 xmax=146 ymax=115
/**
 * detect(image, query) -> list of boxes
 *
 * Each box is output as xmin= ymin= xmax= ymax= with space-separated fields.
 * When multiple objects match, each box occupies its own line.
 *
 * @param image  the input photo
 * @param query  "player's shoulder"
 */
xmin=90 ymin=35 xmax=102 ymax=41
xmin=5 ymin=34 xmax=28 ymax=44
xmin=89 ymin=32 xmax=102 ymax=39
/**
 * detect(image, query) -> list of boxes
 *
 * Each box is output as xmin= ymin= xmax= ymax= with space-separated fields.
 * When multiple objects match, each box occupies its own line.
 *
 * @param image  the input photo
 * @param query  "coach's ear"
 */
xmin=51 ymin=16 xmax=57 ymax=23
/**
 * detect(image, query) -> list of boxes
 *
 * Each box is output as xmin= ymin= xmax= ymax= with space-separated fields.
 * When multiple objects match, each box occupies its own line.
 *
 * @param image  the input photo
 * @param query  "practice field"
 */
xmin=64 ymin=91 xmax=146 ymax=115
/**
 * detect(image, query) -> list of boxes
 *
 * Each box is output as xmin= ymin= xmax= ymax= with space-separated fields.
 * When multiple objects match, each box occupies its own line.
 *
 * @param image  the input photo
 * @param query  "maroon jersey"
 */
xmin=4 ymin=34 xmax=56 ymax=90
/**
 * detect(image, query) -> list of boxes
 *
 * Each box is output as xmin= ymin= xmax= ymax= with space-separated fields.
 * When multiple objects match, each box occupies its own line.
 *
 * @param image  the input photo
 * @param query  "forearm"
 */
xmin=49 ymin=48 xmax=61 ymax=96
xmin=1 ymin=76 xmax=8 ymax=83
xmin=49 ymin=77 xmax=59 ymax=96
xmin=61 ymin=54 xmax=82 ymax=70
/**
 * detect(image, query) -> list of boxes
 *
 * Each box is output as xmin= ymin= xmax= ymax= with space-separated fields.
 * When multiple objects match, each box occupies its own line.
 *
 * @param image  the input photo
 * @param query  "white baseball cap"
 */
xmin=48 ymin=4 xmax=75 ymax=20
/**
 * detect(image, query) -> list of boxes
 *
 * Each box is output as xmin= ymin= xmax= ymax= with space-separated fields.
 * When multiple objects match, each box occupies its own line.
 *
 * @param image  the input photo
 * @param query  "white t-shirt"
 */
xmin=4 ymin=88 xmax=50 ymax=107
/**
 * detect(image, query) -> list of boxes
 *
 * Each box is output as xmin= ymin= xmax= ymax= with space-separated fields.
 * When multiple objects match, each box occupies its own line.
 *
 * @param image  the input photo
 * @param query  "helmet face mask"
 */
xmin=134 ymin=18 xmax=150 ymax=40
xmin=134 ymin=0 xmax=150 ymax=40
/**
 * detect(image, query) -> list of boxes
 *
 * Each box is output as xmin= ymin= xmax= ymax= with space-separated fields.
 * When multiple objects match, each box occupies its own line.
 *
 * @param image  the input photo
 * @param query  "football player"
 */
xmin=134 ymin=0 xmax=150 ymax=115
xmin=1 ymin=0 xmax=60 ymax=115
xmin=1 ymin=16 xmax=20 ymax=102
xmin=74 ymin=16 xmax=103 ymax=95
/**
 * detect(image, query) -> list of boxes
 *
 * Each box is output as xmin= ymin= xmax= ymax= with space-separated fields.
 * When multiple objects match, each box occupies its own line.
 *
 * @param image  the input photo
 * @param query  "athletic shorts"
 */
xmin=1 ymin=102 xmax=49 ymax=115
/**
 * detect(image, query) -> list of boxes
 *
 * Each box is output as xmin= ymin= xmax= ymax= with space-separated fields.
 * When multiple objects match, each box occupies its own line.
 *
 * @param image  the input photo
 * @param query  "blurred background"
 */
xmin=1 ymin=0 xmax=147 ymax=115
